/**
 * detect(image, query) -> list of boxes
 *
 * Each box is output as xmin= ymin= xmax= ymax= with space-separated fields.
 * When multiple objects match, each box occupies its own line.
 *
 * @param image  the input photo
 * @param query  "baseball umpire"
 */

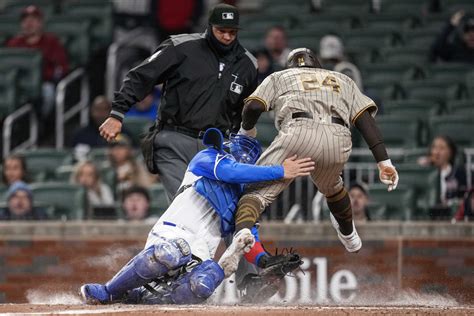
xmin=99 ymin=4 xmax=258 ymax=201
xmin=220 ymin=48 xmax=399 ymax=274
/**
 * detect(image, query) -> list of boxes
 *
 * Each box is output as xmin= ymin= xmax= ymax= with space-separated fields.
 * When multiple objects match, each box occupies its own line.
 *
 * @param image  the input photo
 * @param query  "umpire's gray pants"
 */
xmin=153 ymin=130 xmax=206 ymax=201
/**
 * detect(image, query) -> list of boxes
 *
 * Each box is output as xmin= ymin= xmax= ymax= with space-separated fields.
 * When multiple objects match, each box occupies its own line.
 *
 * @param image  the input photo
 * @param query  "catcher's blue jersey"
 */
xmin=188 ymin=148 xmax=283 ymax=236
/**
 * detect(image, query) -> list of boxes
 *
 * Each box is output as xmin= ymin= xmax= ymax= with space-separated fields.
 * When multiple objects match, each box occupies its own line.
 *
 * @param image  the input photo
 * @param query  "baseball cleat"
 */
xmin=80 ymin=283 xmax=112 ymax=305
xmin=218 ymin=228 xmax=255 ymax=278
xmin=329 ymin=213 xmax=362 ymax=253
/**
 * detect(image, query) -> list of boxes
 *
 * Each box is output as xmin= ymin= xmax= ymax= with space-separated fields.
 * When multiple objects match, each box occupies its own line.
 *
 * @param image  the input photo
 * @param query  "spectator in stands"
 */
xmin=153 ymin=0 xmax=204 ymax=42
xmin=263 ymin=26 xmax=291 ymax=70
xmin=253 ymin=49 xmax=275 ymax=84
xmin=126 ymin=88 xmax=161 ymax=121
xmin=2 ymin=154 xmax=29 ymax=187
xmin=0 ymin=181 xmax=47 ymax=220
xmin=72 ymin=160 xmax=114 ymax=209
xmin=418 ymin=135 xmax=467 ymax=218
xmin=121 ymin=186 xmax=152 ymax=221
xmin=349 ymin=183 xmax=371 ymax=222
xmin=430 ymin=11 xmax=474 ymax=63
xmin=71 ymin=96 xmax=112 ymax=161
xmin=108 ymin=134 xmax=155 ymax=194
xmin=319 ymin=35 xmax=363 ymax=90
xmin=7 ymin=5 xmax=69 ymax=117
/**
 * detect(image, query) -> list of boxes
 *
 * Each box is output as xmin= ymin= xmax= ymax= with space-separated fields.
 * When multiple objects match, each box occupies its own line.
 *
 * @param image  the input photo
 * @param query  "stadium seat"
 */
xmin=0 ymin=16 xmax=20 ymax=44
xmin=396 ymin=164 xmax=438 ymax=215
xmin=426 ymin=63 xmax=473 ymax=84
xmin=46 ymin=17 xmax=92 ymax=68
xmin=122 ymin=117 xmax=154 ymax=146
xmin=344 ymin=30 xmax=403 ymax=50
xmin=256 ymin=121 xmax=278 ymax=148
xmin=402 ymin=80 xmax=467 ymax=104
xmin=375 ymin=115 xmax=420 ymax=148
xmin=362 ymin=63 xmax=423 ymax=86
xmin=88 ymin=148 xmax=109 ymax=164
xmin=0 ymin=68 xmax=19 ymax=118
xmin=429 ymin=115 xmax=474 ymax=147
xmin=3 ymin=1 xmax=55 ymax=18
xmin=0 ymin=185 xmax=7 ymax=203
xmin=19 ymin=148 xmax=73 ymax=182
xmin=364 ymin=82 xmax=404 ymax=101
xmin=62 ymin=2 xmax=113 ymax=50
xmin=322 ymin=0 xmax=371 ymax=15
xmin=362 ymin=14 xmax=421 ymax=30
xmin=0 ymin=48 xmax=43 ymax=103
xmin=446 ymin=100 xmax=474 ymax=115
xmin=149 ymin=183 xmax=169 ymax=217
xmin=444 ymin=0 xmax=474 ymax=14
xmin=380 ymin=0 xmax=425 ymax=15
xmin=403 ymin=147 xmax=429 ymax=163
xmin=466 ymin=71 xmax=474 ymax=96
xmin=30 ymin=182 xmax=86 ymax=220
xmin=367 ymin=184 xmax=416 ymax=220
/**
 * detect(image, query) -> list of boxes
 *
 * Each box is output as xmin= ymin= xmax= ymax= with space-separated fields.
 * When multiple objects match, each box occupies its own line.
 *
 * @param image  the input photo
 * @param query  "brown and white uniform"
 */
xmin=244 ymin=67 xmax=377 ymax=207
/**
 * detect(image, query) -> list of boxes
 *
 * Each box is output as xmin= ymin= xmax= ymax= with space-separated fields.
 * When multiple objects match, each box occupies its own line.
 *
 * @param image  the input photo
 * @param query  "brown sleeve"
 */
xmin=241 ymin=99 xmax=266 ymax=130
xmin=354 ymin=110 xmax=389 ymax=162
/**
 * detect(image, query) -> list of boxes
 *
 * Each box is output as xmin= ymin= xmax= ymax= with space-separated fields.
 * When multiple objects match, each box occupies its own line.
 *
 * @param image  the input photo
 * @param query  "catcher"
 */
xmin=220 ymin=48 xmax=400 ymax=275
xmin=80 ymin=128 xmax=312 ymax=305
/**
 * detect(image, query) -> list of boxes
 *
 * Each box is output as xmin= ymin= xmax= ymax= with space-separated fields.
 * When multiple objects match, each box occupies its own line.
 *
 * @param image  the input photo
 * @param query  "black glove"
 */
xmin=238 ymin=250 xmax=303 ymax=303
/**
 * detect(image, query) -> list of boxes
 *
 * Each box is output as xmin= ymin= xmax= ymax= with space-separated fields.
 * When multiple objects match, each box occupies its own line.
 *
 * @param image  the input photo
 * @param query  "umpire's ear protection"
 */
xmin=202 ymin=128 xmax=224 ymax=150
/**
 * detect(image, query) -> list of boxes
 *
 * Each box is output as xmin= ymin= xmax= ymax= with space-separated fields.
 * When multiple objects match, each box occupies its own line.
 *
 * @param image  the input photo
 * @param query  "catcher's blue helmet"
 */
xmin=225 ymin=134 xmax=262 ymax=164
xmin=202 ymin=128 xmax=262 ymax=164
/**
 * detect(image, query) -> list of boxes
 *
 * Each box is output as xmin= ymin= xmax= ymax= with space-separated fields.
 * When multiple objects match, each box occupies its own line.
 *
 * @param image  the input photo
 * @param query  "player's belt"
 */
xmin=162 ymin=124 xmax=229 ymax=139
xmin=291 ymin=112 xmax=349 ymax=128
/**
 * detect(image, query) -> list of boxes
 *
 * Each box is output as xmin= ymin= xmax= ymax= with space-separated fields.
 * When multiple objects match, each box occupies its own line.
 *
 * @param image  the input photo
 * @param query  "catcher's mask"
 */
xmin=286 ymin=47 xmax=321 ymax=69
xmin=202 ymin=128 xmax=262 ymax=164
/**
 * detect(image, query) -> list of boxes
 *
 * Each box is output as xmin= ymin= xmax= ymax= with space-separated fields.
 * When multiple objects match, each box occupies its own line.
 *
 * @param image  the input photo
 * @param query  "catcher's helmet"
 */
xmin=225 ymin=134 xmax=262 ymax=164
xmin=202 ymin=128 xmax=262 ymax=164
xmin=286 ymin=48 xmax=321 ymax=68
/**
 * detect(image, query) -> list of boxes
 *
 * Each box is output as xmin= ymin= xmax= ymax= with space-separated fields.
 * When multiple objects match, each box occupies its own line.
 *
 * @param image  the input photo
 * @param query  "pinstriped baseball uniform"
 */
xmin=244 ymin=67 xmax=377 ymax=207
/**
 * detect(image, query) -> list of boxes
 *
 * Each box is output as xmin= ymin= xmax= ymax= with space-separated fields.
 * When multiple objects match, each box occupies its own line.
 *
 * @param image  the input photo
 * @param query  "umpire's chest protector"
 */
xmin=165 ymin=33 xmax=257 ymax=130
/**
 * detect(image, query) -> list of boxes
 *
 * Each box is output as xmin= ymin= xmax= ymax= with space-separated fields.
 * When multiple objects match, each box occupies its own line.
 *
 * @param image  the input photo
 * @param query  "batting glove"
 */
xmin=377 ymin=159 xmax=399 ymax=192
xmin=238 ymin=124 xmax=257 ymax=138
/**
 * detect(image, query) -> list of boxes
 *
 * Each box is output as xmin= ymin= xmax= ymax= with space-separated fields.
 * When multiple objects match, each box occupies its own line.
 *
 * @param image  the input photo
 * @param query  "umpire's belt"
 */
xmin=292 ymin=112 xmax=349 ymax=128
xmin=162 ymin=124 xmax=229 ymax=139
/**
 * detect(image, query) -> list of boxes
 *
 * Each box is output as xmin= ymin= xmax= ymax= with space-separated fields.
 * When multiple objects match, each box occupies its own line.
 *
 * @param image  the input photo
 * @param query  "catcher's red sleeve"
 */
xmin=245 ymin=241 xmax=265 ymax=266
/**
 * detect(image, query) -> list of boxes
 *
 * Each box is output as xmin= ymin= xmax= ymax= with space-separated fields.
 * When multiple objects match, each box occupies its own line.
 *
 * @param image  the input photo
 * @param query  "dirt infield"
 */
xmin=0 ymin=304 xmax=473 ymax=316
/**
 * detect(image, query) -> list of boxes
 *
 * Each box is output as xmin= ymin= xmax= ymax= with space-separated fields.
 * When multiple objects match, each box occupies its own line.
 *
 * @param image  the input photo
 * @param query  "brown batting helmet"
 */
xmin=286 ymin=48 xmax=321 ymax=68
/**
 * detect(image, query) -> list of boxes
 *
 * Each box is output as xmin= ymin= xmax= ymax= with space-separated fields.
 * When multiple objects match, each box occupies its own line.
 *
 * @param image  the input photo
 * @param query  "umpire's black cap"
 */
xmin=208 ymin=4 xmax=240 ymax=29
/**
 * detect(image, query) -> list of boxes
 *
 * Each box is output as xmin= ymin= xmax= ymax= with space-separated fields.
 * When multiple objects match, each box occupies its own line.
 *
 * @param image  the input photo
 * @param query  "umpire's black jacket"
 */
xmin=110 ymin=31 xmax=258 ymax=133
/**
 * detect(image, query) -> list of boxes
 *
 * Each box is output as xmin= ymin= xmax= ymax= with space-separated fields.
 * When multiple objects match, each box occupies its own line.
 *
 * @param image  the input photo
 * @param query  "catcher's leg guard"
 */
xmin=170 ymin=260 xmax=225 ymax=304
xmin=81 ymin=238 xmax=191 ymax=304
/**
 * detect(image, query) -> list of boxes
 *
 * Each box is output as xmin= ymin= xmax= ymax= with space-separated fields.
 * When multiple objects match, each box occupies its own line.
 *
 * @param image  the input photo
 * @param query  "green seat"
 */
xmin=429 ymin=115 xmax=474 ymax=147
xmin=426 ymin=63 xmax=473 ymax=84
xmin=63 ymin=3 xmax=113 ymax=50
xmin=19 ymin=148 xmax=73 ymax=182
xmin=0 ymin=16 xmax=20 ymax=43
xmin=446 ymin=100 xmax=474 ymax=115
xmin=364 ymin=82 xmax=404 ymax=101
xmin=256 ymin=121 xmax=278 ymax=148
xmin=323 ymin=1 xmax=371 ymax=15
xmin=3 ymin=1 xmax=55 ymax=18
xmin=380 ymin=47 xmax=431 ymax=67
xmin=31 ymin=182 xmax=86 ymax=220
xmin=396 ymin=164 xmax=438 ymax=216
xmin=149 ymin=183 xmax=169 ymax=217
xmin=0 ymin=48 xmax=43 ymax=102
xmin=0 ymin=185 xmax=8 ymax=203
xmin=363 ymin=14 xmax=420 ymax=30
xmin=362 ymin=63 xmax=423 ymax=86
xmin=46 ymin=17 xmax=91 ymax=68
xmin=259 ymin=112 xmax=274 ymax=124
xmin=345 ymin=30 xmax=402 ymax=50
xmin=403 ymin=147 xmax=429 ymax=163
xmin=0 ymin=68 xmax=19 ymax=118
xmin=88 ymin=148 xmax=109 ymax=164
xmin=367 ymin=184 xmax=416 ymax=220
xmin=375 ymin=115 xmax=420 ymax=148
xmin=122 ymin=117 xmax=154 ymax=146
xmin=403 ymin=80 xmax=466 ymax=104
xmin=381 ymin=2 xmax=424 ymax=15
xmin=466 ymin=71 xmax=474 ymax=95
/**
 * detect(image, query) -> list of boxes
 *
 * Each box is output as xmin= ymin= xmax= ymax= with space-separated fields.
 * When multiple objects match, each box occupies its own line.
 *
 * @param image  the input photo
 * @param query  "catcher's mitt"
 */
xmin=238 ymin=249 xmax=303 ymax=303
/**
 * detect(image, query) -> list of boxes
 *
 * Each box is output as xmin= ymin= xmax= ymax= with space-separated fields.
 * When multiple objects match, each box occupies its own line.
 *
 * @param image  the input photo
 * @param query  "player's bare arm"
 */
xmin=99 ymin=117 xmax=122 ymax=142
xmin=354 ymin=110 xmax=399 ymax=191
xmin=239 ymin=99 xmax=266 ymax=137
